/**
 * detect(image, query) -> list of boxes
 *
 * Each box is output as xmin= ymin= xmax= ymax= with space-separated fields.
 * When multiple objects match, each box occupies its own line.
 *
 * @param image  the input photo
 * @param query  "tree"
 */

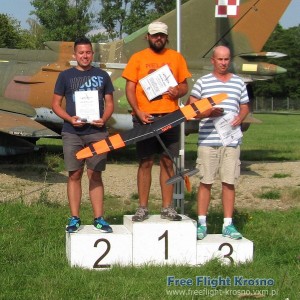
xmin=30 ymin=0 xmax=94 ymax=41
xmin=97 ymin=0 xmax=190 ymax=40
xmin=254 ymin=25 xmax=300 ymax=100
xmin=0 ymin=14 xmax=21 ymax=48
xmin=151 ymin=0 xmax=189 ymax=16
xmin=25 ymin=18 xmax=45 ymax=49
xmin=0 ymin=14 xmax=37 ymax=49
xmin=97 ymin=0 xmax=129 ymax=40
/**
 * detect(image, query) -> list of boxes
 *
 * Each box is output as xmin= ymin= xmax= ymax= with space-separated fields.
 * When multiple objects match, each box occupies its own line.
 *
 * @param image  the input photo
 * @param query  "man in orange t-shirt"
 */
xmin=122 ymin=21 xmax=191 ymax=222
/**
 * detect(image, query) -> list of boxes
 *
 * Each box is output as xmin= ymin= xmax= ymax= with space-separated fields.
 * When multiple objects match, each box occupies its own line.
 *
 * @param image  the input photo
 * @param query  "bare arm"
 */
xmin=52 ymin=94 xmax=83 ymax=126
xmin=125 ymin=80 xmax=139 ymax=113
xmin=125 ymin=80 xmax=152 ymax=124
xmin=167 ymin=79 xmax=188 ymax=99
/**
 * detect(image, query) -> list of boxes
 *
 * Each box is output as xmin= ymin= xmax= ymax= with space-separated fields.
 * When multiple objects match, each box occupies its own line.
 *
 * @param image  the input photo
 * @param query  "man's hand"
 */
xmin=210 ymin=107 xmax=224 ymax=117
xmin=72 ymin=116 xmax=86 ymax=127
xmin=136 ymin=111 xmax=154 ymax=124
xmin=91 ymin=118 xmax=106 ymax=127
xmin=167 ymin=86 xmax=180 ymax=99
xmin=194 ymin=107 xmax=224 ymax=119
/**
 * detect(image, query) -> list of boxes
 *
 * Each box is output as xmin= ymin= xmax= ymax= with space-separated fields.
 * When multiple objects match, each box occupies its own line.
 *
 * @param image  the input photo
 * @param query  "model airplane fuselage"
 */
xmin=0 ymin=0 xmax=291 ymax=155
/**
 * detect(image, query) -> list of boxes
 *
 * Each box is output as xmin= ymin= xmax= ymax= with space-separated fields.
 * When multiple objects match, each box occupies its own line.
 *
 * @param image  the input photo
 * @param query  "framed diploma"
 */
xmin=75 ymin=90 xmax=100 ymax=122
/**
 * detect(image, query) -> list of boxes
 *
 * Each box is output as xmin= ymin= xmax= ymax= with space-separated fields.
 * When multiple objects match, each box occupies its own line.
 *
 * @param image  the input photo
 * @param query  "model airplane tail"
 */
xmin=76 ymin=93 xmax=227 ymax=160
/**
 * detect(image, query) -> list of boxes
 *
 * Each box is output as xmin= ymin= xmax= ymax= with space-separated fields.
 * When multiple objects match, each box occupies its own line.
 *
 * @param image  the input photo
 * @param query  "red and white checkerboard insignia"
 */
xmin=215 ymin=0 xmax=240 ymax=18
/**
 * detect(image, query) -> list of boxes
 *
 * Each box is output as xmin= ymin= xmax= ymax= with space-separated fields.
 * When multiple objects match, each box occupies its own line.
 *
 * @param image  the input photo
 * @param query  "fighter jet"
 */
xmin=0 ymin=0 xmax=291 ymax=155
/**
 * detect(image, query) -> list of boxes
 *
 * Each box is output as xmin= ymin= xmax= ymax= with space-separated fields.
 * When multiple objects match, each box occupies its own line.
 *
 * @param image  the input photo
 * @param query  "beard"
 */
xmin=148 ymin=38 xmax=167 ymax=53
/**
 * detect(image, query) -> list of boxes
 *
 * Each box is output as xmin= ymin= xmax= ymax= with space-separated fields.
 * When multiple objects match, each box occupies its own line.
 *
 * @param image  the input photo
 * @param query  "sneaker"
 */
xmin=160 ymin=207 xmax=182 ymax=221
xmin=222 ymin=224 xmax=242 ymax=240
xmin=197 ymin=224 xmax=207 ymax=240
xmin=93 ymin=217 xmax=113 ymax=233
xmin=132 ymin=207 xmax=149 ymax=222
xmin=66 ymin=216 xmax=81 ymax=233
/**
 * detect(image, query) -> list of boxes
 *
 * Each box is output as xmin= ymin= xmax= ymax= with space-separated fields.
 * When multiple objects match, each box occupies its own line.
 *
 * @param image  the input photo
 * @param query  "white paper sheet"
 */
xmin=213 ymin=111 xmax=243 ymax=146
xmin=75 ymin=90 xmax=100 ymax=122
xmin=139 ymin=65 xmax=178 ymax=101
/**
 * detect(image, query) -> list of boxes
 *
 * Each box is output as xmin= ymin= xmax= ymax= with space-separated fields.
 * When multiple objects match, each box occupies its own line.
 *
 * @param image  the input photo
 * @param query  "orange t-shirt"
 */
xmin=122 ymin=48 xmax=191 ymax=114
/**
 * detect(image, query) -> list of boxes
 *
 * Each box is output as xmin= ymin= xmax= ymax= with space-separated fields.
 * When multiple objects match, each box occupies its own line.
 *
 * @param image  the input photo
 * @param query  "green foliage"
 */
xmin=0 ymin=14 xmax=20 ymax=48
xmin=97 ymin=0 xmax=190 ymax=40
xmin=272 ymin=173 xmax=290 ymax=178
xmin=0 ymin=14 xmax=35 ymax=49
xmin=98 ymin=0 xmax=128 ymax=40
xmin=25 ymin=18 xmax=47 ymax=49
xmin=123 ymin=0 xmax=155 ymax=37
xmin=152 ymin=0 xmax=188 ymax=15
xmin=258 ymin=190 xmax=281 ymax=200
xmin=30 ymin=0 xmax=93 ymax=41
xmin=254 ymin=24 xmax=300 ymax=99
xmin=0 ymin=202 xmax=299 ymax=299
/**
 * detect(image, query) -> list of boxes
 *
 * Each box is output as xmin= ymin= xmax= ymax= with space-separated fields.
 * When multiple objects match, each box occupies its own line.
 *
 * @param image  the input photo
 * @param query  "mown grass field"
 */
xmin=1 ymin=114 xmax=300 ymax=299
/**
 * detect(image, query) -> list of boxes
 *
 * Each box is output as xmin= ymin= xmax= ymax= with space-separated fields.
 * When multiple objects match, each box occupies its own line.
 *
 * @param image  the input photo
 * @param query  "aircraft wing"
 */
xmin=0 ymin=96 xmax=60 ymax=156
xmin=0 ymin=110 xmax=60 ymax=138
xmin=0 ymin=96 xmax=36 ymax=117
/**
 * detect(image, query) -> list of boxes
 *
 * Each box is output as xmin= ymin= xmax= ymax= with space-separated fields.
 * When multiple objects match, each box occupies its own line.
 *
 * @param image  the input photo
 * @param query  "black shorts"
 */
xmin=133 ymin=115 xmax=180 ymax=160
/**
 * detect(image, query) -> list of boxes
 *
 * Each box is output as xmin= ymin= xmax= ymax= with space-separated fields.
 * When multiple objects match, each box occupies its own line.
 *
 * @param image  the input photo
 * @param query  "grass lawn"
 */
xmin=0 ymin=202 xmax=299 ymax=299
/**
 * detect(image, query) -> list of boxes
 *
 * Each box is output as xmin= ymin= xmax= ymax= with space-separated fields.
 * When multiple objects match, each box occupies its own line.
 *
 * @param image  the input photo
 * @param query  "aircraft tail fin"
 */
xmin=120 ymin=0 xmax=291 ymax=64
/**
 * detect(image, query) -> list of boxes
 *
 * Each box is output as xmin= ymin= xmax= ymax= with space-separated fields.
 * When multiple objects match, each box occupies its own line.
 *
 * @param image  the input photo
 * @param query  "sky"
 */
xmin=0 ymin=0 xmax=299 ymax=30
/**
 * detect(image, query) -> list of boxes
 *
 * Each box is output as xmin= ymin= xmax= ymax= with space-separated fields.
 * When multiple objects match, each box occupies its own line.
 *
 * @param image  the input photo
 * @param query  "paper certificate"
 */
xmin=75 ymin=90 xmax=100 ymax=122
xmin=139 ymin=65 xmax=178 ymax=101
xmin=213 ymin=111 xmax=243 ymax=146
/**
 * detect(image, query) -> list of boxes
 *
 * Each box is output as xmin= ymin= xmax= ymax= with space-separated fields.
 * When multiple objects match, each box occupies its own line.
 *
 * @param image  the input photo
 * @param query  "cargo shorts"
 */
xmin=196 ymin=145 xmax=241 ymax=185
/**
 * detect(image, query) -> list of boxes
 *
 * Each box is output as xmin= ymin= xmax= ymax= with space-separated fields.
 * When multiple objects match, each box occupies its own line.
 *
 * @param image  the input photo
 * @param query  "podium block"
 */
xmin=124 ymin=215 xmax=197 ymax=266
xmin=66 ymin=218 xmax=254 ymax=268
xmin=66 ymin=225 xmax=132 ymax=269
xmin=197 ymin=234 xmax=253 ymax=265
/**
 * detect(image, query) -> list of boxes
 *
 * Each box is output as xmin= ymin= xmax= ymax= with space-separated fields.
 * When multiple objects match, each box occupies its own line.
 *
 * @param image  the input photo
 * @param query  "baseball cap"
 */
xmin=148 ymin=21 xmax=168 ymax=35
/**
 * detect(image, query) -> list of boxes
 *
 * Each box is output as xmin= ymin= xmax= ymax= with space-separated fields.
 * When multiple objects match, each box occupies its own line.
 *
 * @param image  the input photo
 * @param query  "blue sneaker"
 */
xmin=66 ymin=216 xmax=81 ymax=233
xmin=222 ymin=224 xmax=242 ymax=240
xmin=93 ymin=217 xmax=113 ymax=233
xmin=197 ymin=224 xmax=207 ymax=240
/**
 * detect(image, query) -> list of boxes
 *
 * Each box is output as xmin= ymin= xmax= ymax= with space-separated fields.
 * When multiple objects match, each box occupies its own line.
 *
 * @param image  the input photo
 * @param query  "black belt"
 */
xmin=151 ymin=113 xmax=168 ymax=117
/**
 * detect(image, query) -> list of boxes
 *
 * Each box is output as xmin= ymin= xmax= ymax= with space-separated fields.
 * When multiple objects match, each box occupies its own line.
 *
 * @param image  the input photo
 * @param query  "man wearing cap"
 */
xmin=122 ymin=21 xmax=191 ymax=222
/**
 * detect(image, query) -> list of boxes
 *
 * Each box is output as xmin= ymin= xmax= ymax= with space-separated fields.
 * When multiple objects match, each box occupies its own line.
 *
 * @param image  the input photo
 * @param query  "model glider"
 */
xmin=76 ymin=93 xmax=227 ymax=160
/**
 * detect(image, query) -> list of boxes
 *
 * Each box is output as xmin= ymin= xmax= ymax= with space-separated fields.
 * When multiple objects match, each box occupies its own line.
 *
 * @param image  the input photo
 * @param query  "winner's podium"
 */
xmin=124 ymin=215 xmax=197 ymax=266
xmin=66 ymin=215 xmax=253 ymax=269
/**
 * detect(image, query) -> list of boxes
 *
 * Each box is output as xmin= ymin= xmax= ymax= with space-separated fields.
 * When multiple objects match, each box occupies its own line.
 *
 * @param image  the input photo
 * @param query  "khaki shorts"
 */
xmin=62 ymin=132 xmax=108 ymax=172
xmin=196 ymin=145 xmax=241 ymax=185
